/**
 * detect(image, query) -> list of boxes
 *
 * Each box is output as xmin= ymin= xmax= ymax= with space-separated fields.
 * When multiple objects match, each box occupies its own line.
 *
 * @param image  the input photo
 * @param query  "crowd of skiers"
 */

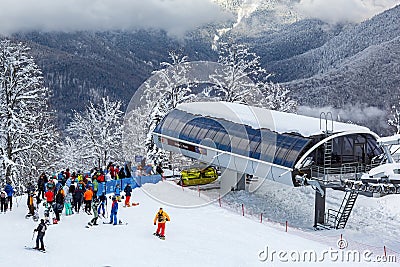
xmin=3 ymin=162 xmax=171 ymax=251
xmin=26 ymin=164 xmax=134 ymax=224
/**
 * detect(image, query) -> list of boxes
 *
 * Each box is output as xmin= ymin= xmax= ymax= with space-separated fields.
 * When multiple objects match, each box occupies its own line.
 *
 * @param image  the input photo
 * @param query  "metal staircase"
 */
xmin=326 ymin=190 xmax=359 ymax=229
xmin=336 ymin=191 xmax=359 ymax=229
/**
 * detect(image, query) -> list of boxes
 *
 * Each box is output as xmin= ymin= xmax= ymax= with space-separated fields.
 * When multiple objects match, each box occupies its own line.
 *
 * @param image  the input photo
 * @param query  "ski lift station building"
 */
xmin=152 ymin=102 xmax=398 ymax=229
xmin=153 ymin=102 xmax=382 ymax=189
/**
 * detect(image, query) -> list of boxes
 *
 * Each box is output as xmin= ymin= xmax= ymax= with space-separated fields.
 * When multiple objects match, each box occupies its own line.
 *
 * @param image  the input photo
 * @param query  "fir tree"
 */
xmin=0 ymin=40 xmax=57 ymax=186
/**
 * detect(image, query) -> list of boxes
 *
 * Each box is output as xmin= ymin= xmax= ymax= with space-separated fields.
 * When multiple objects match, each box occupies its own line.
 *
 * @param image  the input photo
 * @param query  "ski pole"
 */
xmin=32 ymin=231 xmax=36 ymax=241
xmin=15 ymin=195 xmax=19 ymax=208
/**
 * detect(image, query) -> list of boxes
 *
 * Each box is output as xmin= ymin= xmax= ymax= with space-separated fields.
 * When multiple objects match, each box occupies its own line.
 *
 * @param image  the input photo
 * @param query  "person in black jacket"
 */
xmin=118 ymin=167 xmax=126 ymax=179
xmin=123 ymin=183 xmax=132 ymax=207
xmin=53 ymin=188 xmax=64 ymax=223
xmin=34 ymin=219 xmax=47 ymax=251
xmin=37 ymin=174 xmax=46 ymax=199
xmin=73 ymin=182 xmax=84 ymax=213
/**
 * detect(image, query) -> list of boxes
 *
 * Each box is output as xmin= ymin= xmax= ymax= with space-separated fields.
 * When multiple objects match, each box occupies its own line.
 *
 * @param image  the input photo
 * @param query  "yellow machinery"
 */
xmin=179 ymin=166 xmax=218 ymax=186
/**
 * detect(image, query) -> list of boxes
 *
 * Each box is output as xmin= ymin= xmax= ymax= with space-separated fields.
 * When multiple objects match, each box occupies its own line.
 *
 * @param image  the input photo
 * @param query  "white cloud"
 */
xmin=297 ymin=104 xmax=389 ymax=132
xmin=0 ymin=0 xmax=232 ymax=36
xmin=295 ymin=0 xmax=400 ymax=24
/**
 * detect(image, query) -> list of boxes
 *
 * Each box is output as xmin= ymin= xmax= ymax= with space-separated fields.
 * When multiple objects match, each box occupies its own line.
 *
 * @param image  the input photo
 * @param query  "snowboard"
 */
xmin=24 ymin=246 xmax=46 ymax=253
xmin=153 ymin=233 xmax=165 ymax=240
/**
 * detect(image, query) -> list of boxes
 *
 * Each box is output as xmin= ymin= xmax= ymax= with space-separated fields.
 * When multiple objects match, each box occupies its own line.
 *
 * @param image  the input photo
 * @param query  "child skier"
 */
xmin=153 ymin=207 xmax=170 ymax=239
xmin=34 ymin=219 xmax=47 ymax=251
xmin=109 ymin=196 xmax=118 ymax=225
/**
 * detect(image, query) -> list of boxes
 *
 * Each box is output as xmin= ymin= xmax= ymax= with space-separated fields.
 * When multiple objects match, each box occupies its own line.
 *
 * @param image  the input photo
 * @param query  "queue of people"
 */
xmin=4 ymin=162 xmax=172 ymax=251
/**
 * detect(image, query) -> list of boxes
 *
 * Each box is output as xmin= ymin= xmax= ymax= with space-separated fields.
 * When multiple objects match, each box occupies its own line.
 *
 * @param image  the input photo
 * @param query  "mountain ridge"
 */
xmin=1 ymin=4 xmax=398 ymax=135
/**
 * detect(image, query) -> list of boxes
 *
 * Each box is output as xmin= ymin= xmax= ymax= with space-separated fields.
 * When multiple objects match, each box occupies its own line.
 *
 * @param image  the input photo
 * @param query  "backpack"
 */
xmin=157 ymin=211 xmax=164 ymax=222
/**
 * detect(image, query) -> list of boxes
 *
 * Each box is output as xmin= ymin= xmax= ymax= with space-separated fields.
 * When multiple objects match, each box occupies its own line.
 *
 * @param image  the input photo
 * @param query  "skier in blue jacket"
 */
xmin=109 ymin=196 xmax=118 ymax=225
xmin=4 ymin=182 xmax=14 ymax=211
xmin=114 ymin=184 xmax=121 ymax=202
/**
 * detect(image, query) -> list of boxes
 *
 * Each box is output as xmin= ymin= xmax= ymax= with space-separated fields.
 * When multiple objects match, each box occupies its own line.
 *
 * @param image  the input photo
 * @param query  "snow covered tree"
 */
xmin=388 ymin=103 xmax=400 ymax=134
xmin=205 ymin=41 xmax=267 ymax=104
xmin=144 ymin=51 xmax=196 ymax=114
xmin=57 ymin=136 xmax=92 ymax=171
xmin=258 ymin=82 xmax=297 ymax=112
xmin=0 ymin=39 xmax=57 ymax=186
xmin=141 ymin=51 xmax=197 ymax=161
xmin=30 ymin=112 xmax=60 ymax=175
xmin=122 ymin=106 xmax=149 ymax=162
xmin=66 ymin=96 xmax=124 ymax=168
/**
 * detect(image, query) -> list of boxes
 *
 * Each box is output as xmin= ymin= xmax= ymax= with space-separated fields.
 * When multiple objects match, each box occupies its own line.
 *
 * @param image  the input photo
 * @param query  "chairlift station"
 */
xmin=153 ymin=101 xmax=400 ymax=229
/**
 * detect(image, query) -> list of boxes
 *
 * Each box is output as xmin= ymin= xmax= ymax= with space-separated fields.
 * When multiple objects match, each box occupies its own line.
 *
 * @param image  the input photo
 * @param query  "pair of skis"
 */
xmin=85 ymin=222 xmax=99 ymax=228
xmin=24 ymin=246 xmax=46 ymax=253
xmin=123 ymin=202 xmax=140 ymax=207
xmin=102 ymin=221 xmax=128 ymax=226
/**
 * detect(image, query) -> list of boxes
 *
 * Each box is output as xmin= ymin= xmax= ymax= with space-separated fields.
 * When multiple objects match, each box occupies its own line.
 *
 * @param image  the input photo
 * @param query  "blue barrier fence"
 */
xmin=96 ymin=174 xmax=162 ymax=196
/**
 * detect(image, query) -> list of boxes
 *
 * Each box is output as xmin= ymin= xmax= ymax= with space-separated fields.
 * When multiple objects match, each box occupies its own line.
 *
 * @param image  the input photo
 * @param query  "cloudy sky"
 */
xmin=0 ymin=0 xmax=231 ymax=36
xmin=295 ymin=0 xmax=400 ymax=24
xmin=0 ymin=0 xmax=399 ymax=36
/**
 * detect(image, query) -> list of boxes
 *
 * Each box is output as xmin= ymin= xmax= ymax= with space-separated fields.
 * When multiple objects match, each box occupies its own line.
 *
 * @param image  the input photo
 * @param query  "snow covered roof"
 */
xmin=177 ymin=102 xmax=372 ymax=137
xmin=377 ymin=134 xmax=400 ymax=145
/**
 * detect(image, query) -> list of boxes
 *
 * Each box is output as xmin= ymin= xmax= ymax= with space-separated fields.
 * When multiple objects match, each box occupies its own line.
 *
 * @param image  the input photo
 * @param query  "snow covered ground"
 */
xmin=0 ymin=181 xmax=398 ymax=266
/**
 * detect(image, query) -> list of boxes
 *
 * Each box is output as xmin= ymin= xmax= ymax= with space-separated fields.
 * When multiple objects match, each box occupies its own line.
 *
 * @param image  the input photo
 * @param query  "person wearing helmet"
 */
xmin=153 ymin=207 xmax=170 ymax=239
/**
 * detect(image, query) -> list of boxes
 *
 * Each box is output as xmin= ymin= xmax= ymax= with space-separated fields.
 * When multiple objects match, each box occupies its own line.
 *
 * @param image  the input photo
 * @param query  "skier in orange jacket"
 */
xmin=153 ymin=207 xmax=170 ymax=239
xmin=83 ymin=188 xmax=93 ymax=214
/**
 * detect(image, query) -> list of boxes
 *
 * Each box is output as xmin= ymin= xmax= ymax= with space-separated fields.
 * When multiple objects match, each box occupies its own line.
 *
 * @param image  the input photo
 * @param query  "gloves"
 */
xmin=154 ymin=222 xmax=156 ymax=225
xmin=34 ymin=229 xmax=38 ymax=232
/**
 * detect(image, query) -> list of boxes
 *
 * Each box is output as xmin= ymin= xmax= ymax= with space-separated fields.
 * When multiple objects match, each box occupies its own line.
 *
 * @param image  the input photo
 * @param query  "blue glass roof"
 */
xmin=154 ymin=109 xmax=311 ymax=168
